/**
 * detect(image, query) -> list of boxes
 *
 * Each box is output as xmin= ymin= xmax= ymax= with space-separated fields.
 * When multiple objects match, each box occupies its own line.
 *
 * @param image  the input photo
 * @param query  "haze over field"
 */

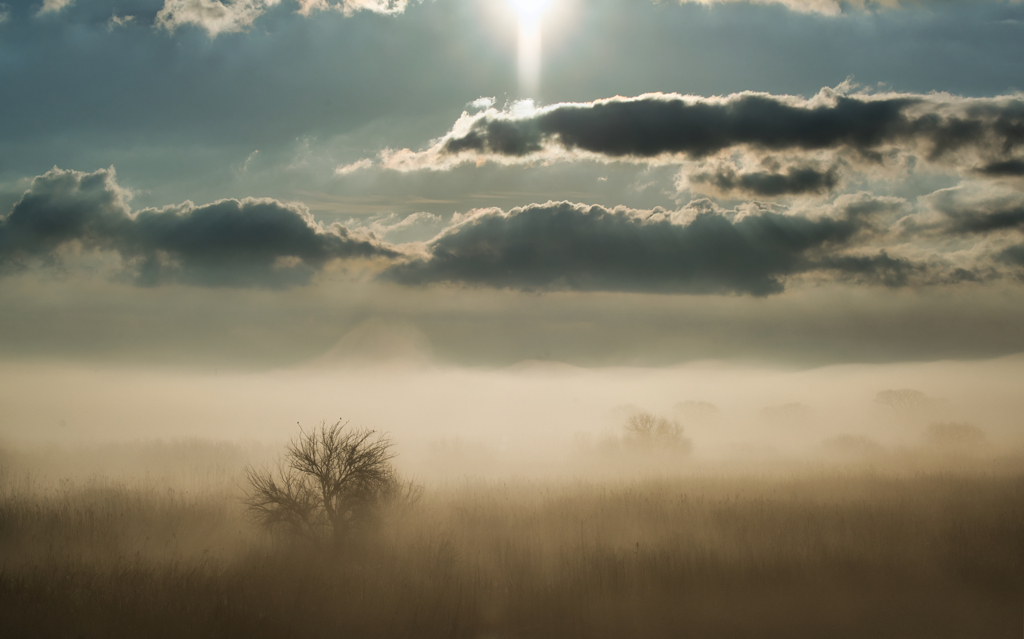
xmin=2 ymin=344 xmax=1024 ymax=476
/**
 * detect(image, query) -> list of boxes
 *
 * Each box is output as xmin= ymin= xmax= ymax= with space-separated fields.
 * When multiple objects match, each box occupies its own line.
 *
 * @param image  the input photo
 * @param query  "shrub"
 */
xmin=623 ymin=411 xmax=692 ymax=453
xmin=244 ymin=420 xmax=420 ymax=548
xmin=875 ymin=389 xmax=931 ymax=415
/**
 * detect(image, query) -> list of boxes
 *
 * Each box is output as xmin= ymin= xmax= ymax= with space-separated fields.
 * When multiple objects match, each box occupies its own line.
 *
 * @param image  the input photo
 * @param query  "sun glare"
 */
xmin=512 ymin=0 xmax=550 ymax=23
xmin=512 ymin=0 xmax=550 ymax=97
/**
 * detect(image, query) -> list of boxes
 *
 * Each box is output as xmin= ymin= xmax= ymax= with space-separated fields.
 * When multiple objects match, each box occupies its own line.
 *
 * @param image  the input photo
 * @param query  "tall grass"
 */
xmin=2 ymin=443 xmax=1023 ymax=638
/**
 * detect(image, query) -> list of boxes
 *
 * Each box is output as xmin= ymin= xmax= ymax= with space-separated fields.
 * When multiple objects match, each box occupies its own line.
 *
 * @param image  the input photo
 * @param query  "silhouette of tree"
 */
xmin=875 ymin=389 xmax=930 ymax=415
xmin=623 ymin=411 xmax=692 ymax=452
xmin=245 ymin=420 xmax=420 ymax=547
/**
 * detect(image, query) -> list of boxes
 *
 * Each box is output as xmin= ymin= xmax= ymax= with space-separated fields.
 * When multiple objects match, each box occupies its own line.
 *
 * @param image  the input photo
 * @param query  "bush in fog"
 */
xmin=875 ymin=389 xmax=935 ymax=416
xmin=623 ymin=411 xmax=692 ymax=453
xmin=925 ymin=422 xmax=986 ymax=448
xmin=244 ymin=420 xmax=420 ymax=548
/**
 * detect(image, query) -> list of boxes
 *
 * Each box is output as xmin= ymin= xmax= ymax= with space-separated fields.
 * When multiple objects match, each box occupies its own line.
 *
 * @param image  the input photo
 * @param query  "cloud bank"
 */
xmin=378 ymin=88 xmax=1024 ymax=191
xmin=5 ymin=166 xmax=1024 ymax=296
xmin=384 ymin=199 xmax=952 ymax=296
xmin=0 ymin=167 xmax=398 ymax=287
xmin=687 ymin=164 xmax=841 ymax=197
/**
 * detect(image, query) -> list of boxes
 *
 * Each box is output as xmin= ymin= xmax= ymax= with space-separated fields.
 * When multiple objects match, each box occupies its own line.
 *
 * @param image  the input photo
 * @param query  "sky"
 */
xmin=1 ymin=0 xmax=1024 ymax=373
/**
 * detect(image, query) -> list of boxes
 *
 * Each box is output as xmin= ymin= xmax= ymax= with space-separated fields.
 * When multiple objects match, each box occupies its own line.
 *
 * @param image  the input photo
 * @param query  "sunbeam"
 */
xmin=512 ymin=0 xmax=550 ymax=96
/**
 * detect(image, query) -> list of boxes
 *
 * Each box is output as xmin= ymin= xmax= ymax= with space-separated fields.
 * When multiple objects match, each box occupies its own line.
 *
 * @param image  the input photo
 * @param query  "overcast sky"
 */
xmin=2 ymin=0 xmax=1024 ymax=369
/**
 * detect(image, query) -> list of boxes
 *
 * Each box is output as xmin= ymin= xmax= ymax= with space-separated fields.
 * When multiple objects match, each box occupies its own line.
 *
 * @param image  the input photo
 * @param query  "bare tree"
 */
xmin=623 ymin=411 xmax=692 ymax=452
xmin=875 ymin=389 xmax=931 ymax=415
xmin=245 ymin=420 xmax=420 ymax=548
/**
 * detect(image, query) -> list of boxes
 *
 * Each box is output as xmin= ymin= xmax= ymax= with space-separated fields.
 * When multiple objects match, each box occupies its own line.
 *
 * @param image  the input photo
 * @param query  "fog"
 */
xmin=4 ymin=347 xmax=1022 ymax=638
xmin=4 ymin=348 xmax=1022 ymax=482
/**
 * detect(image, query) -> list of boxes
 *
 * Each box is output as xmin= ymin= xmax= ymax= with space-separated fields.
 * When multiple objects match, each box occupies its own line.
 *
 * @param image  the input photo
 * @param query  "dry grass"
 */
xmin=2 ymin=442 xmax=1023 ymax=638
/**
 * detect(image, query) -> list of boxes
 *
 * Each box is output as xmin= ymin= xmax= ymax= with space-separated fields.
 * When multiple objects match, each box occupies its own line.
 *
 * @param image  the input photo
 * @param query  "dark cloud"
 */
xmin=818 ymin=252 xmax=921 ymax=287
xmin=392 ymin=91 xmax=1024 ymax=174
xmin=999 ymin=243 xmax=1024 ymax=267
xmin=440 ymin=94 xmax=921 ymax=160
xmin=924 ymin=187 xmax=1024 ymax=236
xmin=0 ymin=166 xmax=131 ymax=255
xmin=382 ymin=200 xmax=912 ymax=296
xmin=977 ymin=159 xmax=1024 ymax=177
xmin=689 ymin=165 xmax=839 ymax=197
xmin=0 ymin=167 xmax=399 ymax=288
xmin=946 ymin=206 xmax=1024 ymax=234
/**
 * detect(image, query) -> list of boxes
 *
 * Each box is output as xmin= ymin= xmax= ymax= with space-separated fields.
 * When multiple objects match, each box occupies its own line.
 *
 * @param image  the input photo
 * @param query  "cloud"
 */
xmin=36 ymin=0 xmax=74 ymax=16
xmin=947 ymin=206 xmax=1024 ymax=234
xmin=921 ymin=184 xmax=1024 ymax=235
xmin=347 ymin=211 xmax=444 ymax=245
xmin=335 ymin=158 xmax=374 ymax=176
xmin=999 ymin=243 xmax=1024 ymax=266
xmin=468 ymin=97 xmax=496 ymax=111
xmin=977 ymin=159 xmax=1024 ymax=177
xmin=381 ymin=89 xmax=1024 ymax=182
xmin=107 ymin=13 xmax=135 ymax=29
xmin=687 ymin=164 xmax=840 ymax=197
xmin=3 ymin=168 xmax=1014 ymax=295
xmin=157 ymin=0 xmax=409 ymax=36
xmin=296 ymin=0 xmax=408 ymax=17
xmin=671 ymin=0 xmax=997 ymax=16
xmin=0 ymin=167 xmax=400 ymax=288
xmin=382 ymin=199 xmax=927 ymax=296
xmin=155 ymin=0 xmax=273 ymax=36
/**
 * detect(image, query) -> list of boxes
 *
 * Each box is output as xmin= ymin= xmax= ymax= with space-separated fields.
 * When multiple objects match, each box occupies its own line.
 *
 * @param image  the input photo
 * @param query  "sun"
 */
xmin=511 ymin=0 xmax=550 ymax=24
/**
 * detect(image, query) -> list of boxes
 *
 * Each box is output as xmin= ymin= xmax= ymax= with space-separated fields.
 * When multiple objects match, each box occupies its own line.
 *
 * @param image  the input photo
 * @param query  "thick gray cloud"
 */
xmin=1000 ymin=243 xmax=1024 ymax=266
xmin=382 ymin=90 xmax=1024 ymax=176
xmin=443 ymin=94 xmax=917 ymax=158
xmin=4 ymin=167 xmax=1016 ymax=295
xmin=383 ymin=200 xmax=926 ymax=296
xmin=688 ymin=165 xmax=840 ymax=197
xmin=0 ymin=167 xmax=399 ymax=287
xmin=947 ymin=206 xmax=1024 ymax=234
xmin=920 ymin=185 xmax=1024 ymax=236
xmin=978 ymin=159 xmax=1024 ymax=177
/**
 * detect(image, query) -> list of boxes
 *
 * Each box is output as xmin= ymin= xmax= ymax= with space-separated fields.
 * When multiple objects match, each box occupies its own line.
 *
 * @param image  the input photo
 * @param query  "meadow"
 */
xmin=1 ymin=438 xmax=1022 ymax=638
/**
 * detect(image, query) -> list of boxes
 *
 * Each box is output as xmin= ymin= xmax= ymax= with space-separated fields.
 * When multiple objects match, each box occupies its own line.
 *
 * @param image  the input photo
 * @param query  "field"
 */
xmin=1 ymin=441 xmax=1023 ymax=638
